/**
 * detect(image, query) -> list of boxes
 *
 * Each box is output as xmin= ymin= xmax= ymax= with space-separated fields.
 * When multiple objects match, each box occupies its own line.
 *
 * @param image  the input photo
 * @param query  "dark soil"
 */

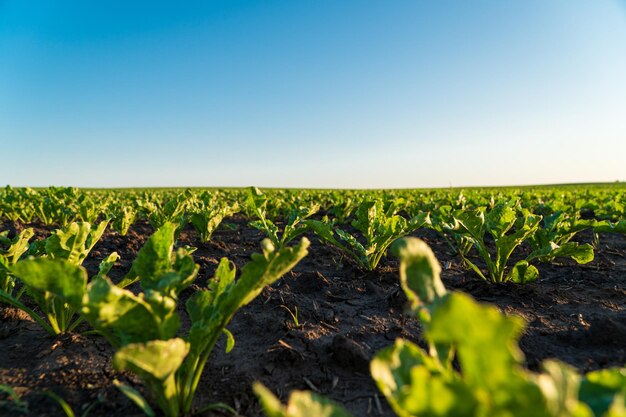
xmin=1 ymin=217 xmax=625 ymax=417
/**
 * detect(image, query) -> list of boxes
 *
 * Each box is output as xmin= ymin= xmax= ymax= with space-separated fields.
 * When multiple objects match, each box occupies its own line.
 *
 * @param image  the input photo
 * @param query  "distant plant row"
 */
xmin=2 ymin=185 xmax=625 ymax=284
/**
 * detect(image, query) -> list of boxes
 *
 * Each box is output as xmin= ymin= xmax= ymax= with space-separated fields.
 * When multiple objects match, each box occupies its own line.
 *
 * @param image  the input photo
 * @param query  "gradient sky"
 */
xmin=1 ymin=1 xmax=625 ymax=188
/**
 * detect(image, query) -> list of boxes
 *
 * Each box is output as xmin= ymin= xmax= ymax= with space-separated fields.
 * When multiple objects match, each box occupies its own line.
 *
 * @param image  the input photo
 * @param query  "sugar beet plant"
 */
xmin=444 ymin=202 xmax=594 ymax=283
xmin=255 ymin=237 xmax=626 ymax=417
xmin=20 ymin=221 xmax=310 ymax=417
xmin=306 ymin=199 xmax=430 ymax=271
xmin=0 ymin=228 xmax=34 ymax=297
xmin=189 ymin=191 xmax=239 ymax=242
xmin=246 ymin=187 xmax=319 ymax=249
xmin=3 ymin=221 xmax=117 ymax=335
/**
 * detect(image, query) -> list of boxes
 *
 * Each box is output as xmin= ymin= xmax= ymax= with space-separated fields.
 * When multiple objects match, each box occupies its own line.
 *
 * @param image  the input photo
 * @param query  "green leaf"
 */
xmin=390 ymin=237 xmax=447 ymax=311
xmin=113 ymin=380 xmax=155 ymax=417
xmin=42 ymin=391 xmax=76 ymax=417
xmin=253 ymin=383 xmax=354 ymax=417
xmin=82 ymin=277 xmax=177 ymax=344
xmin=536 ymin=360 xmax=593 ymax=417
xmin=222 ymin=328 xmax=235 ymax=353
xmin=453 ymin=209 xmax=485 ymax=241
xmin=579 ymin=368 xmax=626 ymax=417
xmin=508 ymin=261 xmax=539 ymax=284
xmin=550 ymin=242 xmax=595 ymax=264
xmin=426 ymin=292 xmax=526 ymax=389
xmin=236 ymin=238 xmax=310 ymax=308
xmin=485 ymin=202 xmax=517 ymax=238
xmin=97 ymin=252 xmax=120 ymax=279
xmin=131 ymin=223 xmax=177 ymax=290
xmin=304 ymin=220 xmax=347 ymax=252
xmin=45 ymin=221 xmax=108 ymax=265
xmin=113 ymin=338 xmax=189 ymax=381
xmin=371 ymin=339 xmax=476 ymax=417
xmin=3 ymin=228 xmax=34 ymax=264
xmin=12 ymin=258 xmax=87 ymax=308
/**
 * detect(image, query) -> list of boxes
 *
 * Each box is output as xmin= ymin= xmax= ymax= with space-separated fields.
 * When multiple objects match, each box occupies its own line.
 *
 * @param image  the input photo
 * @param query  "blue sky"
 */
xmin=1 ymin=0 xmax=625 ymax=188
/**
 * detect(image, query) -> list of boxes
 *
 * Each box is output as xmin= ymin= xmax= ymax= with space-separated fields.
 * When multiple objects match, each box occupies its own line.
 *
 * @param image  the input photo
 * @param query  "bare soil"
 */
xmin=1 ymin=217 xmax=625 ymax=417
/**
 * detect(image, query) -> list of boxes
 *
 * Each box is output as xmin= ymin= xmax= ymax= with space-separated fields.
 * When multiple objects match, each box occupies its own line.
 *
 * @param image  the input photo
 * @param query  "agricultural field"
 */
xmin=0 ymin=184 xmax=624 ymax=417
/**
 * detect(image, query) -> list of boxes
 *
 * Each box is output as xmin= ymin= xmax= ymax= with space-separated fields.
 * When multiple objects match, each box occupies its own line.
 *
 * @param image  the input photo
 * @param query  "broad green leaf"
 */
xmin=113 ymin=338 xmax=189 ymax=381
xmin=131 ymin=222 xmax=177 ymax=290
xmin=236 ymin=238 xmax=310 ymax=308
xmin=550 ymin=242 xmax=595 ymax=264
xmin=45 ymin=221 xmax=108 ymax=265
xmin=3 ymin=228 xmax=34 ymax=264
xmin=592 ymin=220 xmax=626 ymax=234
xmin=371 ymin=339 xmax=476 ymax=417
xmin=508 ymin=261 xmax=539 ymax=284
xmin=210 ymin=257 xmax=237 ymax=297
xmin=82 ymin=277 xmax=177 ymax=344
xmin=186 ymin=290 xmax=215 ymax=324
xmin=485 ymin=202 xmax=517 ymax=237
xmin=186 ymin=258 xmax=236 ymax=325
xmin=426 ymin=292 xmax=526 ymax=389
xmin=12 ymin=258 xmax=87 ymax=307
xmin=304 ymin=220 xmax=347 ymax=251
xmin=390 ymin=237 xmax=446 ymax=310
xmin=453 ymin=209 xmax=485 ymax=241
xmin=335 ymin=229 xmax=366 ymax=257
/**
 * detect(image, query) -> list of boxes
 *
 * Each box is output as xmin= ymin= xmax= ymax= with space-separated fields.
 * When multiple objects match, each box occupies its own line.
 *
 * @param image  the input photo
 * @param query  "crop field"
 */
xmin=0 ymin=184 xmax=624 ymax=417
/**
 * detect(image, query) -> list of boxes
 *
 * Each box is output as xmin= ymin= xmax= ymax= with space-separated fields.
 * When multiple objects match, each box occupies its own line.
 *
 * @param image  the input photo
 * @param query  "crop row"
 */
xmin=2 ymin=186 xmax=626 ymax=284
xmin=0 ymin=185 xmax=625 ymax=416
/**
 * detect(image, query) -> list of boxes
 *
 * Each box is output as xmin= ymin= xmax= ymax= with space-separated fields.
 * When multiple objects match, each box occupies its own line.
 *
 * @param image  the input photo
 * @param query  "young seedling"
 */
xmin=0 ymin=228 xmax=34 ymax=297
xmin=25 ymin=221 xmax=310 ymax=417
xmin=306 ymin=199 xmax=430 ymax=271
xmin=2 ymin=221 xmax=118 ymax=335
xmin=189 ymin=195 xmax=239 ymax=243
xmin=445 ymin=202 xmax=593 ymax=283
xmin=247 ymin=186 xmax=319 ymax=249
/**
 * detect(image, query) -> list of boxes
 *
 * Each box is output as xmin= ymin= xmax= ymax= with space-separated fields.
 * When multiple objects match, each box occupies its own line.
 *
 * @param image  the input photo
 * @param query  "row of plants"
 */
xmin=2 ymin=219 xmax=310 ymax=416
xmin=255 ymin=237 xmax=626 ymax=417
xmin=6 ymin=188 xmax=626 ymax=284
xmin=1 ymin=226 xmax=623 ymax=416
xmin=2 ymin=185 xmax=625 ymax=230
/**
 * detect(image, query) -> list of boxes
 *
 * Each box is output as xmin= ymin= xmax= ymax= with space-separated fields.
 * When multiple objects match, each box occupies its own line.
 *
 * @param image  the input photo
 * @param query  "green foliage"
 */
xmin=61 ymin=221 xmax=309 ymax=417
xmin=45 ymin=221 xmax=109 ymax=265
xmin=0 ymin=228 xmax=34 ymax=296
xmin=0 ymin=384 xmax=29 ymax=414
xmin=307 ymin=199 xmax=430 ymax=271
xmin=445 ymin=202 xmax=594 ymax=283
xmin=579 ymin=368 xmax=626 ymax=417
xmin=140 ymin=191 xmax=191 ymax=232
xmin=247 ymin=186 xmax=319 ymax=249
xmin=189 ymin=197 xmax=239 ymax=242
xmin=9 ymin=258 xmax=88 ymax=334
xmin=1 ymin=221 xmax=116 ymax=335
xmin=83 ymin=223 xmax=197 ymax=346
xmin=253 ymin=382 xmax=353 ymax=417
xmin=371 ymin=237 xmax=625 ymax=417
xmin=257 ymin=237 xmax=625 ymax=417
xmin=0 ymin=186 xmax=36 ymax=223
xmin=110 ymin=203 xmax=138 ymax=236
xmin=33 ymin=187 xmax=79 ymax=226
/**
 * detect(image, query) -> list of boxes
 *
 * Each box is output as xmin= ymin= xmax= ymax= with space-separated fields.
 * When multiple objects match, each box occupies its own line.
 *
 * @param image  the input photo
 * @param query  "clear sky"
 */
xmin=1 ymin=1 xmax=625 ymax=188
